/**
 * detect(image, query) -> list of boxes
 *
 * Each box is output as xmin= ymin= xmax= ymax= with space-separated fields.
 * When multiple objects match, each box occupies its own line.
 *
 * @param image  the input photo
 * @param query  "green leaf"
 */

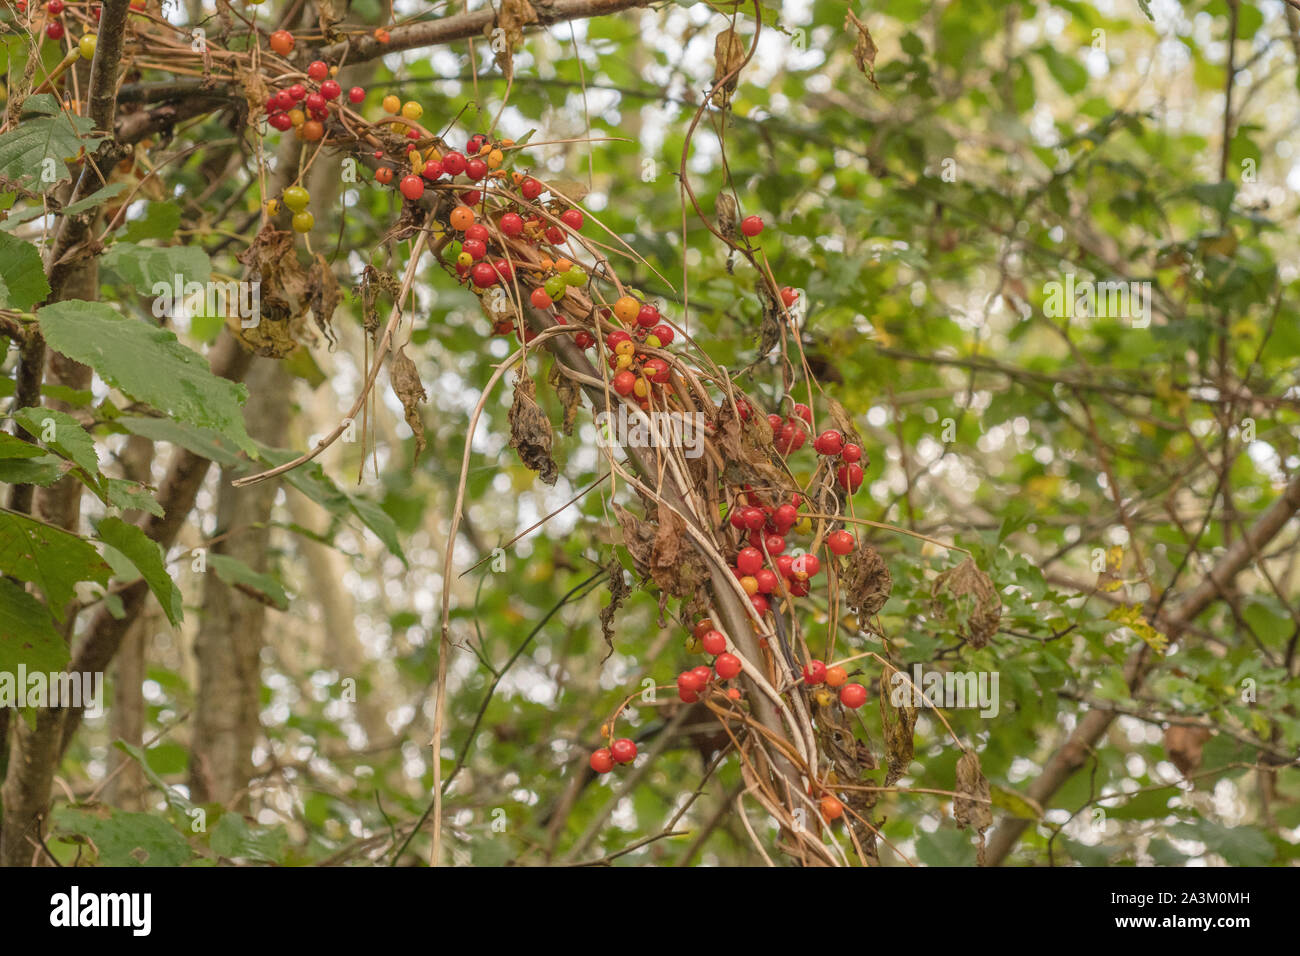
xmin=0 ymin=233 xmax=50 ymax=309
xmin=0 ymin=454 xmax=66 ymax=486
xmin=0 ymin=577 xmax=68 ymax=673
xmin=13 ymin=407 xmax=99 ymax=479
xmin=61 ymin=182 xmax=130 ymax=216
xmin=122 ymin=201 xmax=181 ymax=242
xmin=94 ymin=517 xmax=184 ymax=626
xmin=0 ymin=432 xmax=44 ymax=459
xmin=103 ymin=477 xmax=165 ymax=517
xmin=209 ymin=812 xmax=287 ymax=864
xmin=1170 ymin=820 xmax=1275 ymax=866
xmin=915 ymin=827 xmax=977 ymax=866
xmin=100 ymin=242 xmax=212 ymax=295
xmin=0 ymin=94 xmax=103 ymax=193
xmin=1040 ymin=48 xmax=1088 ymax=95
xmin=0 ymin=509 xmax=112 ymax=616
xmin=38 ymin=301 xmax=254 ymax=454
xmin=208 ymin=553 xmax=289 ymax=611
xmin=50 ymin=805 xmax=192 ymax=867
xmin=112 ymin=741 xmax=196 ymax=813
xmin=117 ymin=414 xmax=244 ymax=467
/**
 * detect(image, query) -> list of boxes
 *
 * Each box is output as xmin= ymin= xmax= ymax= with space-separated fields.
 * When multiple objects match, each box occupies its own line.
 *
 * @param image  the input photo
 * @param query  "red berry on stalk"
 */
xmin=740 ymin=215 xmax=764 ymax=237
xmin=736 ymin=546 xmax=762 ymax=576
xmin=544 ymin=225 xmax=565 ymax=245
xmin=841 ymin=443 xmax=863 ymax=463
xmin=691 ymin=665 xmax=712 ymax=687
xmin=774 ymin=554 xmax=794 ymax=578
xmin=820 ymin=795 xmax=844 ymax=820
xmin=320 ymin=80 xmax=341 ymax=100
xmin=268 ymin=29 xmax=294 ymax=55
xmin=803 ymin=661 xmax=827 ymax=685
xmin=45 ymin=21 xmax=64 ymax=39
xmin=560 ymin=208 xmax=584 ymax=230
xmin=763 ymin=534 xmax=786 ymax=555
xmin=521 ymin=177 xmax=543 ymax=200
xmin=815 ymin=430 xmax=844 ymax=455
xmin=827 ymin=530 xmax=856 ymax=556
xmin=741 ymin=506 xmax=766 ymax=531
xmin=839 ymin=684 xmax=867 ymax=709
xmin=268 ymin=112 xmax=292 ymax=131
xmin=767 ymin=413 xmax=783 ymax=433
xmin=422 ymin=160 xmax=443 ymax=180
xmin=611 ymin=738 xmax=637 ymax=763
xmin=755 ymin=569 xmax=778 ymax=593
xmin=750 ymin=593 xmax=770 ymax=615
xmin=530 ymin=288 xmax=552 ymax=309
xmin=464 ymin=223 xmax=489 ymax=243
xmin=305 ymin=92 xmax=326 ymax=112
xmin=442 ymin=151 xmax=466 ymax=175
xmin=307 ymin=61 xmax=328 ymax=81
xmin=590 ymin=748 xmax=614 ymax=773
xmin=466 ymin=158 xmax=488 ymax=181
xmin=348 ymin=86 xmax=365 ymax=103
xmin=499 ymin=213 xmax=524 ymax=236
xmin=780 ymin=286 xmax=798 ymax=308
xmin=470 ymin=262 xmax=497 ymax=288
xmin=612 ymin=370 xmax=636 ymax=396
xmin=462 ymin=189 xmax=481 ymax=206
xmin=492 ymin=259 xmax=513 ymax=281
xmin=575 ymin=331 xmax=595 ymax=349
xmin=715 ymin=653 xmax=742 ymax=680
xmin=374 ymin=166 xmax=394 ymax=185
xmin=793 ymin=403 xmax=812 ymax=424
xmin=701 ymin=630 xmax=727 ymax=656
xmin=792 ymin=553 xmax=820 ymax=578
xmin=650 ymin=323 xmax=674 ymax=345
xmin=772 ymin=503 xmax=798 ymax=531
xmin=606 ymin=329 xmax=632 ymax=350
xmin=644 ymin=358 xmax=670 ymax=384
xmin=789 ymin=578 xmax=810 ymax=597
xmin=288 ymin=84 xmax=306 ymax=101
xmin=462 ymin=239 xmax=487 ymax=261
xmin=837 ymin=463 xmax=864 ymax=493
xmin=635 ymin=303 xmax=659 ymax=329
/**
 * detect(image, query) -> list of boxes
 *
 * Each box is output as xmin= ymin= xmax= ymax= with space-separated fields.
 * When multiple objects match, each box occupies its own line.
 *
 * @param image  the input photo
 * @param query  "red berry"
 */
xmin=741 ymin=506 xmax=766 ymax=531
xmin=643 ymin=358 xmax=669 ymax=384
xmin=837 ymin=463 xmax=864 ymax=493
xmin=767 ymin=413 xmax=783 ymax=432
xmin=612 ymin=370 xmax=636 ymax=396
xmin=820 ymin=795 xmax=844 ymax=820
xmin=815 ymin=430 xmax=844 ymax=455
xmin=839 ymin=684 xmax=867 ymax=709
xmin=575 ymin=331 xmax=594 ymax=349
xmin=701 ymin=629 xmax=727 ymax=656
xmin=442 ymin=151 xmax=466 ymax=175
xmin=841 ymin=443 xmax=862 ymax=463
xmin=803 ymin=661 xmax=827 ymax=685
xmin=792 ymin=553 xmax=820 ymax=578
xmin=590 ymin=748 xmax=614 ymax=773
xmin=691 ymin=665 xmax=712 ymax=687
xmin=826 ymin=530 xmax=856 ymax=556
xmin=789 ymin=577 xmax=810 ymax=597
xmin=463 ymin=223 xmax=489 ymax=243
xmin=521 ymin=177 xmax=543 ymax=200
xmin=715 ymin=653 xmax=742 ymax=680
xmin=268 ymin=29 xmax=294 ymax=56
xmin=650 ymin=323 xmax=674 ymax=345
xmin=750 ymin=593 xmax=770 ymax=615
xmin=470 ymin=262 xmax=497 ymax=288
xmin=305 ymin=92 xmax=326 ymax=112
xmin=636 ymin=303 xmax=660 ymax=328
xmin=462 ymin=239 xmax=487 ymax=260
xmin=466 ymin=158 xmax=488 ymax=181
xmin=499 ymin=212 xmax=524 ymax=236
xmin=755 ymin=569 xmax=778 ymax=593
xmin=775 ymin=554 xmax=795 ymax=578
xmin=492 ymin=259 xmax=513 ymax=281
xmin=780 ymin=286 xmax=798 ymax=308
xmin=530 ymin=288 xmax=552 ymax=309
xmin=611 ymin=738 xmax=637 ymax=763
xmin=307 ymin=61 xmax=328 ymax=81
xmin=320 ymin=80 xmax=341 ymax=100
xmin=268 ymin=112 xmax=292 ymax=131
xmin=606 ymin=330 xmax=632 ymax=350
xmin=678 ymin=670 xmax=704 ymax=696
xmin=772 ymin=503 xmax=798 ymax=531
xmin=544 ymin=225 xmax=565 ymax=245
xmin=736 ymin=546 xmax=763 ymax=576
xmin=374 ymin=166 xmax=394 ymax=185
xmin=288 ymin=84 xmax=307 ymax=101
xmin=763 ymin=534 xmax=786 ymax=555
xmin=45 ymin=20 xmax=64 ymax=39
xmin=793 ymin=403 xmax=812 ymax=424
xmin=741 ymin=215 xmax=763 ymax=237
xmin=462 ymin=189 xmax=481 ymax=206
xmin=348 ymin=86 xmax=365 ymax=103
xmin=423 ymin=160 xmax=443 ymax=180
xmin=560 ymin=208 xmax=584 ymax=230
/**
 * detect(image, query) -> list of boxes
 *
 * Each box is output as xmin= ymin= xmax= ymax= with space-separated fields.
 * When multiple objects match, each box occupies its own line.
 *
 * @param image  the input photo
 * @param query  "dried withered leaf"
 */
xmin=307 ymin=253 xmax=341 ymax=348
xmin=756 ymin=278 xmax=781 ymax=358
xmin=1164 ymin=725 xmax=1211 ymax=777
xmin=879 ymin=663 xmax=916 ymax=786
xmin=843 ymin=545 xmax=892 ymax=618
xmin=355 ymin=265 xmax=400 ymax=342
xmin=486 ymin=0 xmax=538 ymax=83
xmin=715 ymin=192 xmax=738 ymax=241
xmin=507 ymin=373 xmax=558 ymax=485
xmin=548 ymin=359 xmax=581 ymax=436
xmin=650 ymin=506 xmax=709 ymax=598
xmin=613 ymin=504 xmax=655 ymax=573
xmin=547 ymin=180 xmax=590 ymax=205
xmin=711 ymin=28 xmax=746 ymax=107
xmin=845 ymin=11 xmax=880 ymax=90
xmin=390 ymin=346 xmax=428 ymax=462
xmin=598 ymin=557 xmax=629 ymax=660
xmin=954 ymin=749 xmax=993 ymax=855
xmin=931 ymin=558 xmax=1002 ymax=649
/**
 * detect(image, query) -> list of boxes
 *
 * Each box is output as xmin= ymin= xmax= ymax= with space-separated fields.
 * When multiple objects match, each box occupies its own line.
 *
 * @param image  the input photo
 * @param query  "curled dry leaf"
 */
xmin=844 ymin=10 xmax=880 ymax=90
xmin=931 ymin=557 xmax=1001 ymax=649
xmin=389 ymin=346 xmax=427 ymax=463
xmin=1164 ymin=725 xmax=1211 ymax=778
xmin=306 ymin=253 xmax=341 ymax=348
xmin=756 ymin=277 xmax=781 ymax=358
xmin=598 ymin=557 xmax=629 ymax=660
xmin=843 ymin=544 xmax=892 ymax=618
xmin=548 ymin=360 xmax=581 ymax=436
xmin=715 ymin=191 xmax=738 ymax=242
xmin=826 ymin=396 xmax=865 ymax=451
xmin=711 ymin=28 xmax=746 ymax=108
xmin=879 ymin=662 xmax=916 ymax=786
xmin=234 ymin=225 xmax=309 ymax=356
xmin=547 ymin=180 xmax=591 ymax=206
xmin=954 ymin=749 xmax=993 ymax=866
xmin=649 ymin=505 xmax=709 ymax=598
xmin=507 ymin=373 xmax=558 ymax=485
xmin=486 ymin=0 xmax=538 ymax=83
xmin=355 ymin=265 xmax=401 ymax=342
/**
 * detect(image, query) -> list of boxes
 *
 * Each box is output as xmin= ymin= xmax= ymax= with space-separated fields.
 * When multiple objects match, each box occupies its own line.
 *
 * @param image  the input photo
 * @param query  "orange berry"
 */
xmin=825 ymin=665 xmax=847 ymax=688
xmin=449 ymin=205 xmax=475 ymax=231
xmin=613 ymin=296 xmax=639 ymax=324
xmin=820 ymin=795 xmax=844 ymax=820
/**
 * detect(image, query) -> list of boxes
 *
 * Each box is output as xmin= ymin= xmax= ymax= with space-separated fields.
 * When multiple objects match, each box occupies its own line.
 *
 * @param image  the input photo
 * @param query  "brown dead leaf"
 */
xmin=390 ymin=346 xmax=427 ymax=463
xmin=507 ymin=373 xmax=558 ymax=485
xmin=711 ymin=28 xmax=747 ymax=108
xmin=486 ymin=0 xmax=538 ymax=83
xmin=843 ymin=544 xmax=892 ymax=618
xmin=548 ymin=359 xmax=581 ymax=436
xmin=547 ymin=180 xmax=590 ymax=206
xmin=598 ymin=557 xmax=629 ymax=660
xmin=307 ymin=254 xmax=341 ymax=348
xmin=1164 ymin=725 xmax=1211 ymax=777
xmin=234 ymin=225 xmax=312 ymax=356
xmin=845 ymin=10 xmax=880 ymax=90
xmin=954 ymin=749 xmax=993 ymax=863
xmin=879 ymin=662 xmax=916 ymax=786
xmin=825 ymin=396 xmax=865 ymax=450
xmin=715 ymin=192 xmax=738 ymax=241
xmin=932 ymin=558 xmax=1002 ymax=649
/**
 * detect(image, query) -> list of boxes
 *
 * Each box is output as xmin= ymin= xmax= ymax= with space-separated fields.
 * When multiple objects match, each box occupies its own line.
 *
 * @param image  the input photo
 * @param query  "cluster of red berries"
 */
xmin=725 ymin=491 xmax=823 ymax=615
xmin=811 ymin=429 xmax=865 ymax=494
xmin=262 ymin=57 xmax=348 ymax=141
xmin=588 ymin=737 xmax=637 ymax=774
xmin=676 ymin=619 xmax=747 ymax=703
xmin=801 ymin=660 xmax=867 ymax=709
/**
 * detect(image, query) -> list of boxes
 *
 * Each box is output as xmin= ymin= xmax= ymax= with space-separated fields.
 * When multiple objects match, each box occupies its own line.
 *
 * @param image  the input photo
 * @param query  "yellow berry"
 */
xmin=457 ymin=251 xmax=473 ymax=268
xmin=382 ymin=94 xmax=400 ymax=114
xmin=79 ymin=34 xmax=97 ymax=60
xmin=614 ymin=340 xmax=635 ymax=358
xmin=613 ymin=296 xmax=639 ymax=324
xmin=265 ymin=198 xmax=280 ymax=215
xmin=633 ymin=378 xmax=649 ymax=398
xmin=288 ymin=108 xmax=305 ymax=127
xmin=615 ymin=353 xmax=634 ymax=370
xmin=401 ymin=101 xmax=423 ymax=120
xmin=487 ymin=149 xmax=503 ymax=170
xmin=291 ymin=211 xmax=314 ymax=232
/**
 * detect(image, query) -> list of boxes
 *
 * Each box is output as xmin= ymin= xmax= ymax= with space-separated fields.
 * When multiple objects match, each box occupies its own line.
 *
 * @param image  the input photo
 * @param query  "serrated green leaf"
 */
xmin=0 ymin=432 xmax=43 ymax=459
xmin=0 ymin=509 xmax=111 ymax=617
xmin=38 ymin=301 xmax=254 ymax=454
xmin=0 ymin=577 xmax=68 ymax=673
xmin=122 ymin=201 xmax=181 ymax=241
xmin=117 ymin=414 xmax=244 ymax=467
xmin=100 ymin=242 xmax=211 ymax=295
xmin=103 ymin=477 xmax=165 ymax=517
xmin=61 ymin=182 xmax=130 ymax=216
xmin=94 ymin=516 xmax=183 ymax=626
xmin=208 ymin=553 xmax=289 ymax=611
xmin=13 ymin=407 xmax=99 ymax=479
xmin=0 ymin=232 xmax=50 ymax=309
xmin=0 ymin=94 xmax=103 ymax=193
xmin=50 ymin=805 xmax=192 ymax=867
xmin=112 ymin=741 xmax=196 ymax=813
xmin=0 ymin=453 xmax=66 ymax=486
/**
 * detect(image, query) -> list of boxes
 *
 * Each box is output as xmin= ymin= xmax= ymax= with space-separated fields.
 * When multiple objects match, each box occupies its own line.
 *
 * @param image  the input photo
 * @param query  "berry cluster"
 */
xmin=802 ymin=660 xmax=867 ymax=709
xmin=588 ymin=737 xmax=637 ymax=774
xmin=262 ymin=58 xmax=343 ymax=142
